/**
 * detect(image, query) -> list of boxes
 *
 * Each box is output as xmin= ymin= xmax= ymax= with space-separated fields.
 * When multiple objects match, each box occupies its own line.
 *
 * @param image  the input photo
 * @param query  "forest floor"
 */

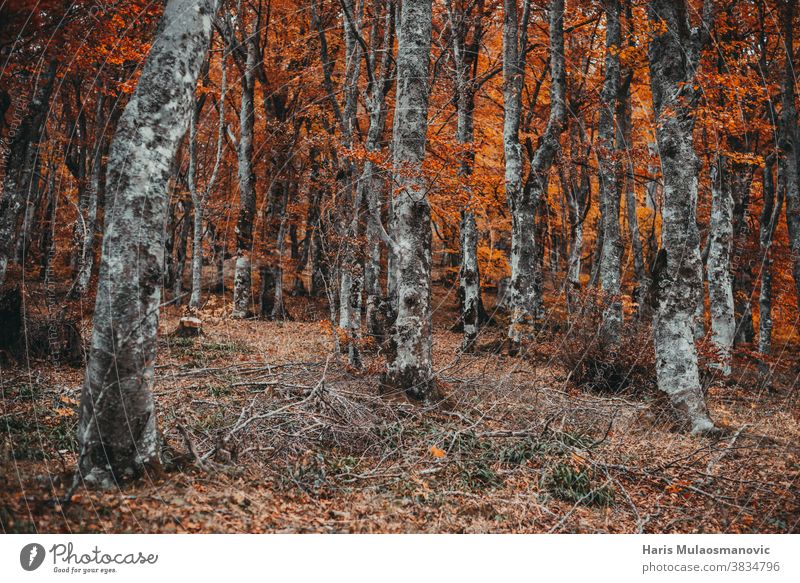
xmin=1 ymin=278 xmax=799 ymax=533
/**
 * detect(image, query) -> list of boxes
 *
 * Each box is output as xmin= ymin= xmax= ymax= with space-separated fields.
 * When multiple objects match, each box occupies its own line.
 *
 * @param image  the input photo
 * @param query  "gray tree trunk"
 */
xmin=563 ymin=128 xmax=590 ymax=310
xmin=232 ymin=23 xmax=258 ymax=318
xmin=71 ymin=93 xmax=108 ymax=297
xmin=503 ymin=0 xmax=528 ymax=353
xmin=189 ymin=47 xmax=226 ymax=309
xmin=173 ymin=195 xmax=192 ymax=302
xmin=708 ymin=155 xmax=735 ymax=375
xmin=383 ymin=0 xmax=435 ymax=399
xmin=759 ymin=157 xmax=782 ymax=362
xmin=362 ymin=0 xmax=394 ymax=339
xmin=448 ymin=0 xmax=486 ymax=351
xmin=78 ymin=0 xmax=215 ymax=488
xmin=505 ymin=0 xmax=565 ymax=354
xmin=598 ymin=0 xmax=622 ymax=342
xmin=647 ymin=0 xmax=714 ymax=433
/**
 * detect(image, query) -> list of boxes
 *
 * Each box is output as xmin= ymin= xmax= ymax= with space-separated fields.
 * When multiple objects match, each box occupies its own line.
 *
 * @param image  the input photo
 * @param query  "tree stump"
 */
xmin=174 ymin=316 xmax=203 ymax=338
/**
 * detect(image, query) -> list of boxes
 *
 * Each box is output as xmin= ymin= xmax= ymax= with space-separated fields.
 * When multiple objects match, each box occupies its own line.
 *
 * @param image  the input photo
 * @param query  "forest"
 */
xmin=0 ymin=0 xmax=798 ymax=534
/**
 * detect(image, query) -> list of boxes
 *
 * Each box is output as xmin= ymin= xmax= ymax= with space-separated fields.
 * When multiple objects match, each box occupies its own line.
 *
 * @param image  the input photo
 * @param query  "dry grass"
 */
xmin=1 ymin=285 xmax=799 ymax=533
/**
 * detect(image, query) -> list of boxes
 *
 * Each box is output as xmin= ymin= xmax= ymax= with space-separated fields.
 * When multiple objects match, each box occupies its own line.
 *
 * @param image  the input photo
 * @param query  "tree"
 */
xmin=646 ymin=0 xmax=714 ymax=433
xmin=708 ymin=154 xmax=735 ymax=375
xmin=0 ymin=60 xmax=57 ymax=286
xmin=77 ymin=0 xmax=216 ymax=488
xmin=446 ymin=0 xmax=490 ymax=352
xmin=383 ymin=0 xmax=435 ymax=399
xmin=597 ymin=0 xmax=623 ymax=342
xmin=189 ymin=42 xmax=227 ymax=309
xmin=504 ymin=0 xmax=565 ymax=355
xmin=779 ymin=0 xmax=800 ymax=315
xmin=232 ymin=7 xmax=258 ymax=318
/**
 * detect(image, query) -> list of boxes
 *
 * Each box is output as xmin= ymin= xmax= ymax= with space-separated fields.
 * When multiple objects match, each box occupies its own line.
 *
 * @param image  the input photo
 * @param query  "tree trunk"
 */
xmin=617 ymin=7 xmax=648 ymax=314
xmin=505 ymin=0 xmax=565 ymax=354
xmin=232 ymin=25 xmax=258 ymax=318
xmin=363 ymin=0 xmax=394 ymax=340
xmin=449 ymin=0 xmax=487 ymax=352
xmin=708 ymin=155 xmax=735 ymax=375
xmin=188 ymin=107 xmax=204 ymax=308
xmin=336 ymin=0 xmax=365 ymax=366
xmin=39 ymin=158 xmax=57 ymax=281
xmin=459 ymin=209 xmax=481 ymax=349
xmin=731 ymin=165 xmax=755 ymax=344
xmin=173 ymin=195 xmax=192 ymax=303
xmin=503 ymin=0 xmax=528 ymax=353
xmin=598 ymin=0 xmax=622 ymax=342
xmin=0 ymin=60 xmax=57 ymax=285
xmin=779 ymin=0 xmax=800 ymax=316
xmin=72 ymin=92 xmax=108 ymax=297
xmin=383 ymin=0 xmax=435 ymax=399
xmin=190 ymin=48 xmax=226 ymax=309
xmin=563 ymin=132 xmax=589 ymax=311
xmin=759 ymin=157 xmax=782 ymax=363
xmin=78 ymin=0 xmax=215 ymax=488
xmin=270 ymin=181 xmax=290 ymax=320
xmin=647 ymin=0 xmax=714 ymax=433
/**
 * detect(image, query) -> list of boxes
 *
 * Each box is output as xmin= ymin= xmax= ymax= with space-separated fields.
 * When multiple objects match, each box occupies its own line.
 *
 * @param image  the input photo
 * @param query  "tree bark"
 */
xmin=731 ymin=164 xmax=755 ymax=344
xmin=647 ymin=0 xmax=714 ymax=433
xmin=598 ymin=0 xmax=623 ymax=342
xmin=363 ymin=0 xmax=395 ymax=340
xmin=708 ymin=154 xmax=735 ymax=375
xmin=779 ymin=0 xmax=800 ymax=316
xmin=448 ymin=0 xmax=487 ymax=351
xmin=617 ymin=3 xmax=648 ymax=315
xmin=505 ymin=0 xmax=565 ymax=354
xmin=173 ymin=194 xmax=192 ymax=302
xmin=78 ymin=0 xmax=215 ymax=488
xmin=232 ymin=20 xmax=258 ymax=318
xmin=71 ymin=92 xmax=109 ymax=297
xmin=0 ymin=60 xmax=58 ymax=285
xmin=758 ymin=157 xmax=782 ymax=362
xmin=503 ymin=0 xmax=528 ymax=353
xmin=383 ymin=0 xmax=435 ymax=399
xmin=189 ymin=46 xmax=226 ymax=309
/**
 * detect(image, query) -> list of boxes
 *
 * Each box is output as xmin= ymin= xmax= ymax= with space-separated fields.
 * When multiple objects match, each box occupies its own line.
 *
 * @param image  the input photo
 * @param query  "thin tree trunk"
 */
xmin=190 ymin=47 xmax=226 ymax=309
xmin=78 ymin=0 xmax=215 ymax=488
xmin=336 ymin=0 xmax=365 ymax=366
xmin=0 ymin=60 xmax=57 ymax=285
xmin=731 ymin=165 xmax=755 ymax=344
xmin=71 ymin=92 xmax=108 ymax=297
xmin=383 ymin=0 xmax=435 ymax=399
xmin=362 ymin=0 xmax=394 ymax=340
xmin=779 ymin=0 xmax=800 ymax=315
xmin=448 ymin=0 xmax=487 ymax=352
xmin=67 ymin=80 xmax=89 ymax=275
xmin=39 ymin=158 xmax=57 ymax=281
xmin=598 ymin=0 xmax=622 ymax=342
xmin=758 ymin=157 xmax=782 ymax=364
xmin=505 ymin=0 xmax=565 ymax=354
xmin=617 ymin=4 xmax=648 ymax=314
xmin=232 ymin=20 xmax=258 ymax=318
xmin=270 ymin=181 xmax=290 ymax=320
xmin=708 ymin=154 xmax=735 ymax=375
xmin=173 ymin=194 xmax=192 ymax=302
